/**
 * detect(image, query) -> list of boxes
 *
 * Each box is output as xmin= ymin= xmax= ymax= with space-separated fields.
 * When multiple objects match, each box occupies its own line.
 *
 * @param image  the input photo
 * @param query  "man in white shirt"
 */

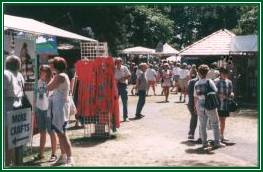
xmin=171 ymin=62 xmax=181 ymax=93
xmin=115 ymin=58 xmax=131 ymax=122
xmin=146 ymin=64 xmax=157 ymax=96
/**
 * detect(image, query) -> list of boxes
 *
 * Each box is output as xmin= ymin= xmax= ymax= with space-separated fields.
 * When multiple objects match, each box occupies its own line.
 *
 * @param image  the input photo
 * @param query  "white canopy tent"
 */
xmin=4 ymin=14 xmax=97 ymax=42
xmin=122 ymin=46 xmax=155 ymax=55
xmin=156 ymin=43 xmax=179 ymax=56
xmin=166 ymin=55 xmax=181 ymax=62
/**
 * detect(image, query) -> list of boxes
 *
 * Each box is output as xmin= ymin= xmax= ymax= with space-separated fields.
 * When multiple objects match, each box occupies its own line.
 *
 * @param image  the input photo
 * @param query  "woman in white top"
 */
xmin=171 ymin=62 xmax=181 ymax=93
xmin=161 ymin=63 xmax=172 ymax=102
xmin=178 ymin=63 xmax=189 ymax=102
xmin=146 ymin=64 xmax=157 ymax=96
xmin=47 ymin=57 xmax=74 ymax=166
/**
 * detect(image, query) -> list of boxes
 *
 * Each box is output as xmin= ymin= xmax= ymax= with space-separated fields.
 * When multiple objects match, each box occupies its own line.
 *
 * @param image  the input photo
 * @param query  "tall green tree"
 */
xmin=232 ymin=6 xmax=258 ymax=35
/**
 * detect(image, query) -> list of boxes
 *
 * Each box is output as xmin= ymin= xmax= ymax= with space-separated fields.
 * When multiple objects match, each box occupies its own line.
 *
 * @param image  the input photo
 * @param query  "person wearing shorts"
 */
xmin=171 ymin=62 xmax=181 ymax=93
xmin=35 ymin=65 xmax=57 ymax=162
xmin=178 ymin=63 xmax=189 ymax=102
xmin=146 ymin=64 xmax=157 ymax=96
xmin=161 ymin=63 xmax=172 ymax=102
xmin=214 ymin=68 xmax=234 ymax=142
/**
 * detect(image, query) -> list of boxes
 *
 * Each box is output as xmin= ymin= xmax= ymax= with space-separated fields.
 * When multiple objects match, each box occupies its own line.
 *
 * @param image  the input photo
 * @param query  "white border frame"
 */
xmin=2 ymin=1 xmax=261 ymax=170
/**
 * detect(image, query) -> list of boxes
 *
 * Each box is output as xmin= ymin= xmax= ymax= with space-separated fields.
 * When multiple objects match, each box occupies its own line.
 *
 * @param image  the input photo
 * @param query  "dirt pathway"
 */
xmin=28 ymin=85 xmax=258 ymax=167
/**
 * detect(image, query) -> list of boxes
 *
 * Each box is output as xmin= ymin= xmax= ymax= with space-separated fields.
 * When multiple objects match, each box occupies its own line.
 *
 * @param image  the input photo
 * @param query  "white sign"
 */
xmin=7 ymin=108 xmax=32 ymax=149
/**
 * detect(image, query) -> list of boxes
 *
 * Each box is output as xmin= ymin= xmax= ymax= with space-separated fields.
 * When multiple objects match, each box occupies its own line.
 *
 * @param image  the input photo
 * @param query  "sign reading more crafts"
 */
xmin=7 ymin=108 xmax=32 ymax=149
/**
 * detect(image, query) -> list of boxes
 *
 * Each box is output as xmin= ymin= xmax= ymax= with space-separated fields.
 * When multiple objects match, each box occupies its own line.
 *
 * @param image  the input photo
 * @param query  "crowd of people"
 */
xmin=124 ymin=59 xmax=196 ymax=103
xmin=116 ymin=58 xmax=235 ymax=150
xmin=4 ymin=55 xmax=235 ymax=166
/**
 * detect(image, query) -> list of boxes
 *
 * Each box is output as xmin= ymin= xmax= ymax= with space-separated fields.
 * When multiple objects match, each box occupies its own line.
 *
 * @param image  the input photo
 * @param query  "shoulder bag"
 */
xmin=227 ymin=98 xmax=238 ymax=112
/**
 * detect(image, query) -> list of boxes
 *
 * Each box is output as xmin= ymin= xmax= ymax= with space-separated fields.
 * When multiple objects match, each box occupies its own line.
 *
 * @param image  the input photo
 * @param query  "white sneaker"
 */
xmin=213 ymin=142 xmax=226 ymax=149
xmin=65 ymin=157 xmax=75 ymax=167
xmin=56 ymin=155 xmax=67 ymax=164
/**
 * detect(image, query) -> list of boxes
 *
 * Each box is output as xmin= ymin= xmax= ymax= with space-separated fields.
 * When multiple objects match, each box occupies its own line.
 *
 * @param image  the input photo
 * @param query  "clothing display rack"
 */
xmin=74 ymin=42 xmax=119 ymax=138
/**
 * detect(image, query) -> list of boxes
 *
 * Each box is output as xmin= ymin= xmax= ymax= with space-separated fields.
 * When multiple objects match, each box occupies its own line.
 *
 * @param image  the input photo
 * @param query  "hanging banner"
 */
xmin=14 ymin=37 xmax=36 ymax=83
xmin=4 ymin=34 xmax=12 ymax=60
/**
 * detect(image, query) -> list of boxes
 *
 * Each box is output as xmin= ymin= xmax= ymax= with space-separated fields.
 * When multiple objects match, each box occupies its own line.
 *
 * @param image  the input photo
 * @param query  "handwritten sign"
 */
xmin=7 ymin=108 xmax=32 ymax=149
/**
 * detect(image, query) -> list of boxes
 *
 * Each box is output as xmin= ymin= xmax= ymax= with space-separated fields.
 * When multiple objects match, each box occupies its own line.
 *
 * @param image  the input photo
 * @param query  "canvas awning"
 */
xmin=122 ymin=46 xmax=155 ymax=55
xmin=166 ymin=55 xmax=181 ymax=62
xmin=179 ymin=29 xmax=235 ymax=56
xmin=4 ymin=14 xmax=97 ymax=42
xmin=230 ymin=35 xmax=257 ymax=53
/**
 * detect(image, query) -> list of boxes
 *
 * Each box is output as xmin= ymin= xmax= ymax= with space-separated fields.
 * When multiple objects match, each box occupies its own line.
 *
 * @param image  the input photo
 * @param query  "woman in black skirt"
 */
xmin=214 ymin=68 xmax=234 ymax=142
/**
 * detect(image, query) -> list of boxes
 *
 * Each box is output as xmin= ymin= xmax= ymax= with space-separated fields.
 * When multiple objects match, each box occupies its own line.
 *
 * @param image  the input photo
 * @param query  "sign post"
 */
xmin=7 ymin=108 xmax=32 ymax=165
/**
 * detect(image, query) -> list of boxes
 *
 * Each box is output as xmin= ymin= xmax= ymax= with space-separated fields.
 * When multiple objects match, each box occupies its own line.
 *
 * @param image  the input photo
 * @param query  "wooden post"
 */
xmin=15 ymin=146 xmax=23 ymax=166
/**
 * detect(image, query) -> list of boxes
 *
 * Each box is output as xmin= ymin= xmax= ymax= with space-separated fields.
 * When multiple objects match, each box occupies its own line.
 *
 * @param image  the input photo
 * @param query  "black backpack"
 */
xmin=204 ymin=80 xmax=220 ymax=110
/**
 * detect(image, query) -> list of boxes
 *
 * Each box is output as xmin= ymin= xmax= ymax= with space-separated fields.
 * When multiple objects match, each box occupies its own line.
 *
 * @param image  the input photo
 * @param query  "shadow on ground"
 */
xmin=185 ymin=147 xmax=215 ymax=155
xmin=70 ymin=135 xmax=117 ymax=148
xmin=156 ymin=101 xmax=169 ymax=103
xmin=181 ymin=140 xmax=199 ymax=147
xmin=162 ymin=160 xmax=234 ymax=166
xmin=174 ymin=101 xmax=186 ymax=104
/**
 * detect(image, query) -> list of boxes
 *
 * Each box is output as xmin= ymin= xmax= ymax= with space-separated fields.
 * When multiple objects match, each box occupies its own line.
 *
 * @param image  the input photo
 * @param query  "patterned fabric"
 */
xmin=75 ymin=57 xmax=120 ymax=128
xmin=161 ymin=70 xmax=172 ymax=87
xmin=214 ymin=78 xmax=233 ymax=111
xmin=194 ymin=79 xmax=217 ymax=112
xmin=36 ymin=79 xmax=49 ymax=111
